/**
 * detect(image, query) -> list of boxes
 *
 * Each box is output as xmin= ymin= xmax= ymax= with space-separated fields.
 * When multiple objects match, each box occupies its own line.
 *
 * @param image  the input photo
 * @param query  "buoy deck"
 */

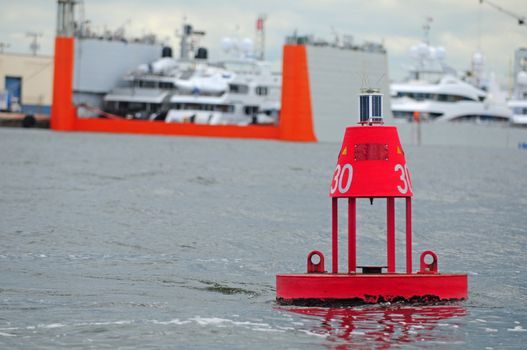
xmin=276 ymin=273 xmax=468 ymax=306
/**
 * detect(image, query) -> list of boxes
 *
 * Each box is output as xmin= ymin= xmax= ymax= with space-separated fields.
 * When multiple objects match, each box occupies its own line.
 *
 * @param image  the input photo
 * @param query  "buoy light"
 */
xmin=359 ymin=88 xmax=383 ymax=125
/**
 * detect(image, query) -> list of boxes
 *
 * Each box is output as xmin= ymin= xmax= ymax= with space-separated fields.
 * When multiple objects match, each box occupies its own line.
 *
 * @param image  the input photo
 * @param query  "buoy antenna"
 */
xmin=375 ymin=73 xmax=386 ymax=87
xmin=360 ymin=71 xmax=371 ymax=90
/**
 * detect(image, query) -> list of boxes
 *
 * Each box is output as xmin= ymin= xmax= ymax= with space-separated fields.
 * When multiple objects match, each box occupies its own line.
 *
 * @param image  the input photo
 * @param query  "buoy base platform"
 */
xmin=276 ymin=273 xmax=468 ymax=306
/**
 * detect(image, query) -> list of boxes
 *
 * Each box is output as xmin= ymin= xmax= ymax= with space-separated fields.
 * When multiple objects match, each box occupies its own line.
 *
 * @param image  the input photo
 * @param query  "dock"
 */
xmin=0 ymin=112 xmax=50 ymax=128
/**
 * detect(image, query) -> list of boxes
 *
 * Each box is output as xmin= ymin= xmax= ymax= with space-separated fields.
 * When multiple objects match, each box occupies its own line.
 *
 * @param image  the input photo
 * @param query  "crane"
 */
xmin=26 ymin=32 xmax=43 ymax=56
xmin=0 ymin=42 xmax=10 ymax=53
xmin=479 ymin=0 xmax=526 ymax=26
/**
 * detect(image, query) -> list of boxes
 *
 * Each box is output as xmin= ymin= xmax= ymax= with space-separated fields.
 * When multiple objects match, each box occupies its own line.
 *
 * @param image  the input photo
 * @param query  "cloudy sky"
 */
xmin=1 ymin=0 xmax=526 ymax=85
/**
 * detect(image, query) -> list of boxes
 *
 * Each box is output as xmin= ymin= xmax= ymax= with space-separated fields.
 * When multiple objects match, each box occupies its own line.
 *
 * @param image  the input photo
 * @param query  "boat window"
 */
xmin=480 ymin=115 xmax=508 ymax=122
xmin=396 ymin=92 xmax=476 ymax=102
xmin=453 ymin=115 xmax=476 ymax=121
xmin=429 ymin=112 xmax=443 ymax=119
xmin=103 ymin=101 xmax=116 ymax=111
xmin=452 ymin=95 xmax=468 ymax=102
xmin=244 ymin=106 xmax=259 ymax=115
xmin=146 ymin=103 xmax=161 ymax=113
xmin=452 ymin=115 xmax=508 ymax=123
xmin=513 ymin=107 xmax=527 ymax=115
xmin=186 ymin=103 xmax=199 ymax=111
xmin=396 ymin=92 xmax=431 ymax=101
xmin=392 ymin=110 xmax=413 ymax=120
xmin=219 ymin=104 xmax=235 ymax=113
xmin=159 ymin=82 xmax=175 ymax=89
xmin=392 ymin=110 xmax=444 ymax=121
xmin=128 ymin=102 xmax=145 ymax=111
xmin=436 ymin=94 xmax=449 ymax=102
xmin=229 ymin=84 xmax=249 ymax=94
xmin=435 ymin=94 xmax=475 ymax=102
xmin=255 ymin=86 xmax=268 ymax=96
xmin=169 ymin=103 xmax=235 ymax=113
xmin=458 ymin=95 xmax=474 ymax=102
xmin=138 ymin=80 xmax=157 ymax=89
xmin=414 ymin=93 xmax=430 ymax=101
xmin=446 ymin=95 xmax=474 ymax=102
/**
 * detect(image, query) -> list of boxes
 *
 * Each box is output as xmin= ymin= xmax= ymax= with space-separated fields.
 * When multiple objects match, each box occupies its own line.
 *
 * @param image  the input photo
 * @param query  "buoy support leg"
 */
xmin=332 ymin=198 xmax=338 ymax=273
xmin=387 ymin=197 xmax=395 ymax=273
xmin=348 ymin=197 xmax=356 ymax=273
xmin=406 ymin=197 xmax=412 ymax=274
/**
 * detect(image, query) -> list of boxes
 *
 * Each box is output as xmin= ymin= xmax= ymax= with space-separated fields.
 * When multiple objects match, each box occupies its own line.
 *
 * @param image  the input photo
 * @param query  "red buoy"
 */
xmin=276 ymin=89 xmax=468 ymax=306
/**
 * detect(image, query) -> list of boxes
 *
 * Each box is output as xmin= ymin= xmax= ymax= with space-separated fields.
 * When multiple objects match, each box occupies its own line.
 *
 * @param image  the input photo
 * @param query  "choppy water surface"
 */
xmin=0 ymin=128 xmax=526 ymax=349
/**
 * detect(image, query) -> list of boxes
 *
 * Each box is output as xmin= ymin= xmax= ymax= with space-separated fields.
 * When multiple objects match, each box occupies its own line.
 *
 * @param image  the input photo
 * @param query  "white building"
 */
xmin=0 ymin=52 xmax=53 ymax=114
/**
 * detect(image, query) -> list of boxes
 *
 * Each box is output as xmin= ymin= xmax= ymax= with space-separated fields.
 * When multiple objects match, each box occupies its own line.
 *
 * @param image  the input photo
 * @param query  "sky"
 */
xmin=1 ymin=0 xmax=526 ymax=87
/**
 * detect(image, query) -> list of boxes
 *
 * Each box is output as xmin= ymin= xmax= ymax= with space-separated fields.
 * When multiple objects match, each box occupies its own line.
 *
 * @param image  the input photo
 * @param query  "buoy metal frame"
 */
xmin=276 ymin=91 xmax=468 ymax=306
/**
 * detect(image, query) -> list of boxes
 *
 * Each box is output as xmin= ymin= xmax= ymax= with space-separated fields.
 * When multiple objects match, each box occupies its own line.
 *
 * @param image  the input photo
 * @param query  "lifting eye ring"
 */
xmin=307 ymin=250 xmax=325 ymax=273
xmin=419 ymin=250 xmax=438 ymax=274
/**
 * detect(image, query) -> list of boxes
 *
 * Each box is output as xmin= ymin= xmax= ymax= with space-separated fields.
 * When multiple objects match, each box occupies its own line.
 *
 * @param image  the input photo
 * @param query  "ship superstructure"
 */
xmin=103 ymin=20 xmax=281 ymax=125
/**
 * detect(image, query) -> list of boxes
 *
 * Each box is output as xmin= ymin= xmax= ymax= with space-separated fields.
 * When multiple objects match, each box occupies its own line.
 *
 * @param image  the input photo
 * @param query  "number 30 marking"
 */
xmin=395 ymin=163 xmax=412 ymax=194
xmin=330 ymin=163 xmax=353 ymax=194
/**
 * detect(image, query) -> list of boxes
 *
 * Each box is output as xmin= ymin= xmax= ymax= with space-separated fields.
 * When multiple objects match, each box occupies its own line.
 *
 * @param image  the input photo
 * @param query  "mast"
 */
xmin=255 ymin=14 xmax=267 ymax=60
xmin=178 ymin=19 xmax=205 ymax=60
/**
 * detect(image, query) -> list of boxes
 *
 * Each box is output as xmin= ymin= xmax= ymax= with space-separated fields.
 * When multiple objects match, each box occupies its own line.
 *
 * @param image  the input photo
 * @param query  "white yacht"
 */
xmin=103 ymin=19 xmax=281 ymax=125
xmin=391 ymin=75 xmax=511 ymax=123
xmin=509 ymin=99 xmax=527 ymax=126
xmin=390 ymin=22 xmax=511 ymax=124
xmin=102 ymin=22 xmax=213 ymax=120
xmin=102 ymin=62 xmax=184 ymax=120
xmin=162 ymin=59 xmax=280 ymax=125
xmin=507 ymin=49 xmax=527 ymax=127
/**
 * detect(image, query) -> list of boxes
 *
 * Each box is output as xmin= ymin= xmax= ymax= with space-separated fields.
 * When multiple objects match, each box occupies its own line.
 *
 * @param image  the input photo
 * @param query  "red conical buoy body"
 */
xmin=330 ymin=126 xmax=412 ymax=198
xmin=276 ymin=90 xmax=468 ymax=306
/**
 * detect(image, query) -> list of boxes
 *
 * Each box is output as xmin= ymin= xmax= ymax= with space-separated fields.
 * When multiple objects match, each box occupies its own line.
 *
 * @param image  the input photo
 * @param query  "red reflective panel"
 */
xmin=354 ymin=143 xmax=388 ymax=161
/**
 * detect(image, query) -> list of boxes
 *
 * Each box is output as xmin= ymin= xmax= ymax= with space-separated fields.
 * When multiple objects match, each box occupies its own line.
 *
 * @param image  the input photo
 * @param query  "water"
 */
xmin=0 ymin=128 xmax=526 ymax=349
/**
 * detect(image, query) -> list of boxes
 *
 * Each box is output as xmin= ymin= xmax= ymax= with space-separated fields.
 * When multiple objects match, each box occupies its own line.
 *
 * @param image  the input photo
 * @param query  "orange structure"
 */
xmin=50 ymin=37 xmax=76 ymax=131
xmin=50 ymin=31 xmax=317 ymax=142
xmin=279 ymin=45 xmax=316 ymax=142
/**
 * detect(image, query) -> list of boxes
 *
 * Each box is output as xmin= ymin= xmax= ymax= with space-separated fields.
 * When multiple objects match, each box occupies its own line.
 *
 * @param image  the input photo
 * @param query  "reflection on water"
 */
xmin=281 ymin=305 xmax=466 ymax=349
